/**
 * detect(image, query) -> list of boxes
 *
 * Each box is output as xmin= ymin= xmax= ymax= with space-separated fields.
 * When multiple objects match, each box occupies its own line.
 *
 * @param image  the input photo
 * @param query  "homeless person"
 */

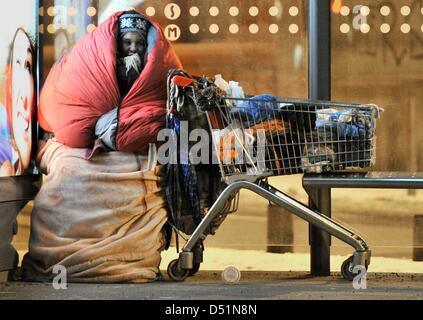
xmin=21 ymin=10 xmax=182 ymax=283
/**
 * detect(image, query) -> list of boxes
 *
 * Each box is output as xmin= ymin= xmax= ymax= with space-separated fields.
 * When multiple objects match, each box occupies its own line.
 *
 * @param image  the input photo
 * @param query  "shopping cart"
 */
xmin=165 ymin=71 xmax=381 ymax=281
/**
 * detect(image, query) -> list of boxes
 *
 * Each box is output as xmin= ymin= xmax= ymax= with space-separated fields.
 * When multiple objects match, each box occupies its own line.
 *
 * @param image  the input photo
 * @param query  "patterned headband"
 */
xmin=119 ymin=13 xmax=150 ymax=37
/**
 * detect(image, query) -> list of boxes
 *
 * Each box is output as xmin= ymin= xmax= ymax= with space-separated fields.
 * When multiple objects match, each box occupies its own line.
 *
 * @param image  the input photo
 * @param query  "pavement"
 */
xmin=0 ymin=271 xmax=422 ymax=300
xmin=0 ymin=247 xmax=419 ymax=300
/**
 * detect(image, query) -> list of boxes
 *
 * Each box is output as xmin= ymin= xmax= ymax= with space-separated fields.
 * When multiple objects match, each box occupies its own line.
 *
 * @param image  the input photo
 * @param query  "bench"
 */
xmin=0 ymin=175 xmax=41 ymax=279
xmin=302 ymin=171 xmax=423 ymax=276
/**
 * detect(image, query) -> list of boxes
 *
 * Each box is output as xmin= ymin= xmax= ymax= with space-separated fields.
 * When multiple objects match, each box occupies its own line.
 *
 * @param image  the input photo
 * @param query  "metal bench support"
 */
xmin=307 ymin=187 xmax=332 ymax=276
xmin=303 ymin=172 xmax=423 ymax=276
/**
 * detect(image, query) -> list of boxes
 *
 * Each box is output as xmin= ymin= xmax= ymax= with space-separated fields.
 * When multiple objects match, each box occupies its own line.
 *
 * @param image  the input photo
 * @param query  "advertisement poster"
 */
xmin=0 ymin=1 xmax=38 ymax=177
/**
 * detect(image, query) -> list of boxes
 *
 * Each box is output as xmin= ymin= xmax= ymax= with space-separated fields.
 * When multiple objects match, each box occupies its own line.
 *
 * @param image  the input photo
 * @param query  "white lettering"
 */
xmin=352 ymin=265 xmax=368 ymax=290
xmin=52 ymin=265 xmax=67 ymax=290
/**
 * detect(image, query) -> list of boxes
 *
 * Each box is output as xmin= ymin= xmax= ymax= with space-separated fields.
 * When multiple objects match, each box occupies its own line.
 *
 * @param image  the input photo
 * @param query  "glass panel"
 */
xmin=31 ymin=0 xmax=309 ymax=261
xmin=9 ymin=0 xmax=421 ymax=274
xmin=39 ymin=0 xmax=98 ymax=84
xmin=98 ymin=0 xmax=308 ymax=98
xmin=94 ymin=0 xmax=309 ymax=256
xmin=331 ymin=0 xmax=423 ymax=262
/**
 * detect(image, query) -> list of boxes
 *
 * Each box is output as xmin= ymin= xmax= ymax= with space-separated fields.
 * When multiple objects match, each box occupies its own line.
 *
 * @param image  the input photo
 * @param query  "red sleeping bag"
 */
xmin=38 ymin=12 xmax=182 ymax=154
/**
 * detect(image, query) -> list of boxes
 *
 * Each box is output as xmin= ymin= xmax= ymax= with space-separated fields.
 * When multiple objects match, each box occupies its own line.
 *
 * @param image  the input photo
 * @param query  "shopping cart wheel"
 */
xmin=167 ymin=259 xmax=190 ymax=282
xmin=341 ymin=255 xmax=368 ymax=281
xmin=188 ymin=262 xmax=201 ymax=277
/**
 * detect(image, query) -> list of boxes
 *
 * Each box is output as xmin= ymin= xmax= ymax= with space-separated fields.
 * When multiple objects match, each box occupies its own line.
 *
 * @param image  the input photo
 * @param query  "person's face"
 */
xmin=120 ymin=32 xmax=146 ymax=58
xmin=11 ymin=30 xmax=34 ymax=170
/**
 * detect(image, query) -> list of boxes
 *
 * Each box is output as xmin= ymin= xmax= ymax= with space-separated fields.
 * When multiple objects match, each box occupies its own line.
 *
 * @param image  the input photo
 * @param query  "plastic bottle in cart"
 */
xmin=229 ymin=81 xmax=245 ymax=107
xmin=214 ymin=74 xmax=230 ymax=94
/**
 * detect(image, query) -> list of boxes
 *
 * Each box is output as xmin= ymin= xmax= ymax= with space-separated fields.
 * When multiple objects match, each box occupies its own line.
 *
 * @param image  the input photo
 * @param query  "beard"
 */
xmin=117 ymin=52 xmax=144 ymax=95
xmin=122 ymin=53 xmax=142 ymax=76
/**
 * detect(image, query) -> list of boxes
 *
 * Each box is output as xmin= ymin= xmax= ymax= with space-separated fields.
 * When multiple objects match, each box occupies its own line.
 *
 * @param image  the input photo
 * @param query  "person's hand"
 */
xmin=0 ymin=160 xmax=14 ymax=177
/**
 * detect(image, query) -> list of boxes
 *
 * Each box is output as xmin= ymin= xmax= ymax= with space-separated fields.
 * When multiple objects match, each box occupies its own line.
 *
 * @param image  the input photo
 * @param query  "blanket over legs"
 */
xmin=38 ymin=11 xmax=182 ymax=154
xmin=21 ymin=140 xmax=168 ymax=283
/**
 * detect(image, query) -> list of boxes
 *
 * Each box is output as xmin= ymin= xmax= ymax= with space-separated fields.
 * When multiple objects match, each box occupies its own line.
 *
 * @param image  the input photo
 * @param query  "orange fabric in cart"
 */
xmin=38 ymin=12 xmax=182 ymax=154
xmin=248 ymin=119 xmax=288 ymax=135
xmin=218 ymin=119 xmax=288 ymax=162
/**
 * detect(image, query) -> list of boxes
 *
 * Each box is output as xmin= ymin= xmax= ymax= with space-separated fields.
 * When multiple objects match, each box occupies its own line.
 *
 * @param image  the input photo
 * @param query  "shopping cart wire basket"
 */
xmin=165 ymin=70 xmax=381 ymax=281
xmin=210 ymin=95 xmax=380 ymax=183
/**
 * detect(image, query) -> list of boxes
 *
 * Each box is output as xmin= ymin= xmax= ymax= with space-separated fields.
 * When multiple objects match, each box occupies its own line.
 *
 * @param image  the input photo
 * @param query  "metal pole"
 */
xmin=308 ymin=0 xmax=332 ymax=276
xmin=37 ymin=0 xmax=43 ymax=139
xmin=413 ymin=215 xmax=423 ymax=261
xmin=307 ymin=187 xmax=332 ymax=276
xmin=308 ymin=0 xmax=331 ymax=101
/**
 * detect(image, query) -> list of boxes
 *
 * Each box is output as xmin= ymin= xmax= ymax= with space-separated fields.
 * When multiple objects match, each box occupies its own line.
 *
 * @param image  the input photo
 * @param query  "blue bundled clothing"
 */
xmin=316 ymin=109 xmax=374 ymax=140
xmin=230 ymin=94 xmax=279 ymax=125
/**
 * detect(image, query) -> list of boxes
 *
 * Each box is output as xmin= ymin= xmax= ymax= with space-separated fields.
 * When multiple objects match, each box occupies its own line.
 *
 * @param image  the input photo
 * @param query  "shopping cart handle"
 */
xmin=172 ymin=75 xmax=193 ymax=88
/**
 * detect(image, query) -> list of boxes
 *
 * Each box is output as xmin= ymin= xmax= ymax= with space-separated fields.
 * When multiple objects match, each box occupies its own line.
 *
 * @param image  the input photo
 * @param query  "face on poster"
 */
xmin=0 ymin=1 xmax=38 ymax=177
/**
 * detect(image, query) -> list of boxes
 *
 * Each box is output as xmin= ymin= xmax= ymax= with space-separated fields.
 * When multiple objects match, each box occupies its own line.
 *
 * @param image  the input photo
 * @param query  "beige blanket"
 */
xmin=22 ymin=140 xmax=168 ymax=283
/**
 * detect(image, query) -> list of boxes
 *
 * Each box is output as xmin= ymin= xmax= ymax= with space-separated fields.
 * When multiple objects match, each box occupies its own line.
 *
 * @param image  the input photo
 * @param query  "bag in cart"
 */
xmin=164 ymin=70 xmax=239 ymax=245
